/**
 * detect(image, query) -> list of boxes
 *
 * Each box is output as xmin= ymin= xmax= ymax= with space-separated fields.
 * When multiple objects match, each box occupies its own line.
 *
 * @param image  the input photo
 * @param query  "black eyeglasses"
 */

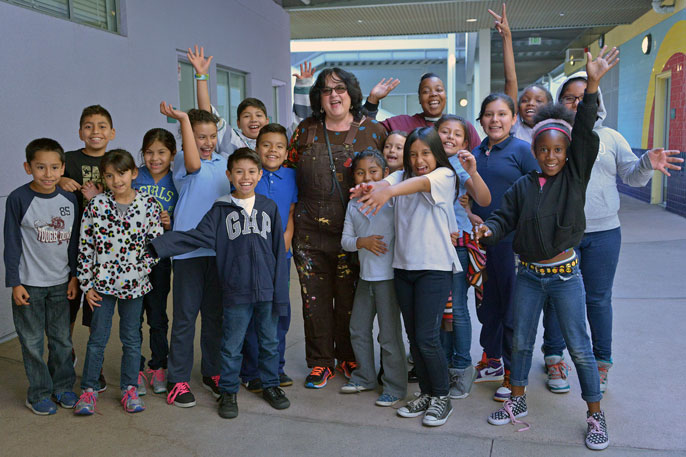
xmin=320 ymin=85 xmax=347 ymax=96
xmin=560 ymin=95 xmax=584 ymax=105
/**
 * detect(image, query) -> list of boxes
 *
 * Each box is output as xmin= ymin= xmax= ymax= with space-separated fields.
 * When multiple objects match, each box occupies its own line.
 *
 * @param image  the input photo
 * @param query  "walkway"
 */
xmin=1 ymin=195 xmax=685 ymax=456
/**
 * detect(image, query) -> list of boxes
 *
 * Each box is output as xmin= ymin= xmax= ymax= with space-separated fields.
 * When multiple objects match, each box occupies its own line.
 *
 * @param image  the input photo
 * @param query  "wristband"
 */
xmin=194 ymin=73 xmax=209 ymax=81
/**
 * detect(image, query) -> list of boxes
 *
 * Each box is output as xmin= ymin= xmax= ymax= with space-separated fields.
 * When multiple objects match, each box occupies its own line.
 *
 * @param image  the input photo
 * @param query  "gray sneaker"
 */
xmin=137 ymin=371 xmax=147 ymax=396
xmin=422 ymin=396 xmax=453 ymax=426
xmin=147 ymin=368 xmax=167 ymax=394
xmin=121 ymin=386 xmax=145 ymax=413
xmin=397 ymin=393 xmax=431 ymax=418
xmin=449 ymin=366 xmax=477 ymax=399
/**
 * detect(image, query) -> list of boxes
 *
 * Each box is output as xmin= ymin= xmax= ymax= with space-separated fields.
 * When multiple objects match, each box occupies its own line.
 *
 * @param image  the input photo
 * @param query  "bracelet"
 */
xmin=194 ymin=73 xmax=209 ymax=81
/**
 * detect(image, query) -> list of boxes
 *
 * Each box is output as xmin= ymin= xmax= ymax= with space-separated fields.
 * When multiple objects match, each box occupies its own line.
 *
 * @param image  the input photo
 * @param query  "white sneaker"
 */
xmin=545 ymin=355 xmax=571 ymax=394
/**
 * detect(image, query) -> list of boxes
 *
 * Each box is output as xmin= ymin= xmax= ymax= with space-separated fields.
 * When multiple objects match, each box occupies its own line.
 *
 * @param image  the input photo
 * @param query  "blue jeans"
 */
xmin=511 ymin=264 xmax=602 ymax=403
xmin=542 ymin=228 xmax=621 ymax=362
xmin=81 ymin=294 xmax=143 ymax=390
xmin=394 ymin=269 xmax=452 ymax=397
xmin=140 ymin=258 xmax=171 ymax=370
xmin=440 ymin=247 xmax=472 ymax=369
xmin=241 ymin=263 xmax=291 ymax=381
xmin=219 ymin=302 xmax=279 ymax=394
xmin=12 ymin=282 xmax=75 ymax=403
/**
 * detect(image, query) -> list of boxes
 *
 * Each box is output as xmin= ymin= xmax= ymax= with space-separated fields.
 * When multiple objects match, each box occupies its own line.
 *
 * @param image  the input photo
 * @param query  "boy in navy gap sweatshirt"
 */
xmin=149 ymin=149 xmax=290 ymax=419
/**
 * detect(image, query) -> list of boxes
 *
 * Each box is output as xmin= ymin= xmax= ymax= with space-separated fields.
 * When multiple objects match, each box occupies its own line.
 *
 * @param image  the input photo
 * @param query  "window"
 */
xmin=381 ymin=93 xmax=421 ymax=117
xmin=177 ymin=61 xmax=198 ymax=113
xmin=217 ymin=69 xmax=246 ymax=129
xmin=271 ymin=79 xmax=286 ymax=124
xmin=5 ymin=0 xmax=119 ymax=33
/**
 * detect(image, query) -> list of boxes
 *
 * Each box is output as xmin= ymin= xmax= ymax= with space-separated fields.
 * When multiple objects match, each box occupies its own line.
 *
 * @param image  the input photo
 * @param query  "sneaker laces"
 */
xmin=121 ymin=387 xmax=139 ymax=407
xmin=598 ymin=364 xmax=609 ymax=383
xmin=78 ymin=390 xmax=98 ymax=412
xmin=310 ymin=366 xmax=328 ymax=377
xmin=167 ymin=382 xmax=191 ymax=405
xmin=503 ymin=399 xmax=530 ymax=432
xmin=475 ymin=352 xmax=489 ymax=371
xmin=138 ymin=371 xmax=149 ymax=386
xmin=146 ymin=367 xmax=165 ymax=383
xmin=548 ymin=360 xmax=570 ymax=380
xmin=586 ymin=414 xmax=603 ymax=434
xmin=426 ymin=397 xmax=446 ymax=417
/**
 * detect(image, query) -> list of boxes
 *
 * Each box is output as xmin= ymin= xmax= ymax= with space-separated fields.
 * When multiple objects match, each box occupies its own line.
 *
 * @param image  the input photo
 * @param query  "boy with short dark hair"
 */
xmin=240 ymin=123 xmax=297 ymax=391
xmin=59 ymin=105 xmax=116 ymax=355
xmin=149 ymin=148 xmax=290 ymax=419
xmin=4 ymin=138 xmax=80 ymax=415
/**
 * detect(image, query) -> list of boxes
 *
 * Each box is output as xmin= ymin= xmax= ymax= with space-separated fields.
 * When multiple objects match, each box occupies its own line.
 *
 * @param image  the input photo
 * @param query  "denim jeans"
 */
xmin=511 ymin=264 xmax=602 ymax=403
xmin=476 ymin=240 xmax=516 ymax=369
xmin=241 ymin=263 xmax=291 ymax=381
xmin=81 ymin=294 xmax=143 ymax=390
xmin=139 ymin=258 xmax=171 ymax=370
xmin=542 ymin=228 xmax=621 ymax=362
xmin=394 ymin=269 xmax=452 ymax=397
xmin=219 ymin=302 xmax=279 ymax=394
xmin=440 ymin=247 xmax=472 ymax=369
xmin=12 ymin=282 xmax=75 ymax=403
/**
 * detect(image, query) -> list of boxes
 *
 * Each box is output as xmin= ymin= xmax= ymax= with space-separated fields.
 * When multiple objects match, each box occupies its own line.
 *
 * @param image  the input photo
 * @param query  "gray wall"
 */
xmin=0 ymin=0 xmax=291 ymax=341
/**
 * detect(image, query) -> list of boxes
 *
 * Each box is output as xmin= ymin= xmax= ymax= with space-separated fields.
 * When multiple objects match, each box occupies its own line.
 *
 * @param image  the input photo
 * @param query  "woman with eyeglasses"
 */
xmin=286 ymin=68 xmax=387 ymax=389
xmin=540 ymin=72 xmax=682 ymax=393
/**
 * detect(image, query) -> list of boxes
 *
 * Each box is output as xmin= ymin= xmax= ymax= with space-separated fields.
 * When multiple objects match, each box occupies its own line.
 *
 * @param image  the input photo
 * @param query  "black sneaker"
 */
xmin=166 ymin=382 xmax=196 ymax=408
xmin=202 ymin=375 xmax=221 ymax=399
xmin=304 ymin=366 xmax=335 ymax=389
xmin=218 ymin=392 xmax=238 ymax=419
xmin=407 ymin=367 xmax=418 ymax=383
xmin=97 ymin=370 xmax=107 ymax=393
xmin=262 ymin=386 xmax=290 ymax=410
xmin=279 ymin=373 xmax=293 ymax=387
xmin=422 ymin=396 xmax=453 ymax=427
xmin=243 ymin=378 xmax=263 ymax=393
xmin=397 ymin=393 xmax=431 ymax=418
xmin=586 ymin=410 xmax=609 ymax=450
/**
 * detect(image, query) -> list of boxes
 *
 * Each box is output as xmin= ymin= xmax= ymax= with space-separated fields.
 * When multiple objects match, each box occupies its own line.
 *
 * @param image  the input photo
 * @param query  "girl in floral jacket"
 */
xmin=74 ymin=149 xmax=163 ymax=416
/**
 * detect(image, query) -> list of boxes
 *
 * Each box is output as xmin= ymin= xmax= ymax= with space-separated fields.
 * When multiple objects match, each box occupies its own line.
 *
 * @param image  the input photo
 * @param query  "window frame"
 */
xmin=3 ymin=0 xmax=121 ymax=34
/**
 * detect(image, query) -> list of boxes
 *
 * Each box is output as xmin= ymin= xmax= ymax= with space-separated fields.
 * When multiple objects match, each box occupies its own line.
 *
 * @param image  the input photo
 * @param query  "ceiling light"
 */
xmin=466 ymin=18 xmax=477 ymax=22
xmin=459 ymin=98 xmax=469 ymax=107
xmin=357 ymin=19 xmax=363 ymax=23
xmin=642 ymin=34 xmax=652 ymax=54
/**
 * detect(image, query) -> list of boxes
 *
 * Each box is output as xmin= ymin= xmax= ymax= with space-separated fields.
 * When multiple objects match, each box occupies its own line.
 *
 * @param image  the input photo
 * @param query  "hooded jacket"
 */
xmin=150 ymin=194 xmax=289 ymax=314
xmin=482 ymin=92 xmax=600 ymax=262
xmin=557 ymin=72 xmax=653 ymax=233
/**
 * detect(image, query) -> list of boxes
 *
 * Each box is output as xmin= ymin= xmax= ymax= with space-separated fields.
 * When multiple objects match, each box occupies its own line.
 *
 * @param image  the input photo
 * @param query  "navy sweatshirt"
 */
xmin=150 ymin=194 xmax=289 ymax=314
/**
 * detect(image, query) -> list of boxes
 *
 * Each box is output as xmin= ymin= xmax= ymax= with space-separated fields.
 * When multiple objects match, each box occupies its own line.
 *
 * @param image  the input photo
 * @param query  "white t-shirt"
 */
xmin=231 ymin=194 xmax=256 ymax=215
xmin=385 ymin=167 xmax=461 ymax=273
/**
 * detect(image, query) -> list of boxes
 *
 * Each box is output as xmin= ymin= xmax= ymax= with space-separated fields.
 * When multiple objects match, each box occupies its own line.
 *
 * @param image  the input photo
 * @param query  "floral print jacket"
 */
xmin=78 ymin=190 xmax=163 ymax=299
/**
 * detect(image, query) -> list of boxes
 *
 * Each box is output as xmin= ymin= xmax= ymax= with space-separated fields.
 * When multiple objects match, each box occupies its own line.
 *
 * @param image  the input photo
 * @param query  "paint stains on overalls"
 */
xmin=293 ymin=121 xmax=360 ymax=368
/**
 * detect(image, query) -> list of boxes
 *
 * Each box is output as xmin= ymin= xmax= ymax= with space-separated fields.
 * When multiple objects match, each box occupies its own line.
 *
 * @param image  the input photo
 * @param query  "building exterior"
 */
xmin=0 ymin=0 xmax=292 ymax=341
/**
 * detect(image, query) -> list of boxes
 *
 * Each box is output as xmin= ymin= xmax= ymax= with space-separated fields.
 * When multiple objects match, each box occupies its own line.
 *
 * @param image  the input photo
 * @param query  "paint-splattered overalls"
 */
xmin=293 ymin=121 xmax=361 ymax=368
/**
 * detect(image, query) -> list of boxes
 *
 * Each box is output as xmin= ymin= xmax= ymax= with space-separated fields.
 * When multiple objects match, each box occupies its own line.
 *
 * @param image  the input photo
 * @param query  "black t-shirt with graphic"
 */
xmin=63 ymin=149 xmax=106 ymax=214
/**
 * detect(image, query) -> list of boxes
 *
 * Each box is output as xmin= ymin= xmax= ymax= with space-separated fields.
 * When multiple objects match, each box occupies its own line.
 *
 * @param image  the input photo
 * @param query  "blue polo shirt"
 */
xmin=255 ymin=166 xmax=298 ymax=259
xmin=132 ymin=167 xmax=178 ymax=222
xmin=448 ymin=156 xmax=474 ymax=236
xmin=472 ymin=135 xmax=540 ymax=222
xmin=172 ymin=151 xmax=231 ymax=259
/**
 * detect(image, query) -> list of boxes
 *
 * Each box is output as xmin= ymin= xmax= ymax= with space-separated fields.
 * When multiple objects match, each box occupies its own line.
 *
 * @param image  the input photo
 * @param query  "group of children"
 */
xmin=8 ymin=26 xmax=679 ymax=450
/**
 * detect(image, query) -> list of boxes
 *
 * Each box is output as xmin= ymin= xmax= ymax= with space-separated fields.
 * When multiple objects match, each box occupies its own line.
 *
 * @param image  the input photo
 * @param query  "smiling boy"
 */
xmin=149 ymin=148 xmax=290 ymax=419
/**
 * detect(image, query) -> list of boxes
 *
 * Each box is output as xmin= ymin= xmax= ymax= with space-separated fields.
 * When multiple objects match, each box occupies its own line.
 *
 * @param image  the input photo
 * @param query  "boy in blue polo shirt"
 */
xmin=240 ymin=123 xmax=297 ymax=392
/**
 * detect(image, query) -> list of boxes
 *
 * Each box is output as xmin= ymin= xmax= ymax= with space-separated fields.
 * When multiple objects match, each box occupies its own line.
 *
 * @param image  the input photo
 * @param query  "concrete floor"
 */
xmin=1 ymin=195 xmax=685 ymax=457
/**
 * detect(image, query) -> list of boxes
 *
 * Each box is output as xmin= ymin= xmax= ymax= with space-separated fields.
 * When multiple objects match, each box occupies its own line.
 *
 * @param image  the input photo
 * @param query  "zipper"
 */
xmin=534 ymin=177 xmax=547 ymax=257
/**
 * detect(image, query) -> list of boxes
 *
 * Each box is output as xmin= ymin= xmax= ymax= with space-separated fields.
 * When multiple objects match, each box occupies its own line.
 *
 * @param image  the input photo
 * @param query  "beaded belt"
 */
xmin=520 ymin=257 xmax=578 ymax=275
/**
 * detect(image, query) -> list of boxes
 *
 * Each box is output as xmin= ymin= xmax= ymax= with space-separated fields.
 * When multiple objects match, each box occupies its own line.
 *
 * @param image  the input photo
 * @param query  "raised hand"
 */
xmin=367 ymin=78 xmax=400 ymax=104
xmin=187 ymin=45 xmax=213 ymax=75
xmin=160 ymin=101 xmax=187 ymax=121
xmin=458 ymin=150 xmax=477 ymax=176
xmin=488 ymin=3 xmax=511 ymax=39
xmin=647 ymin=148 xmax=684 ymax=177
xmin=586 ymin=46 xmax=619 ymax=87
xmin=357 ymin=235 xmax=388 ymax=256
xmin=293 ymin=61 xmax=316 ymax=80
